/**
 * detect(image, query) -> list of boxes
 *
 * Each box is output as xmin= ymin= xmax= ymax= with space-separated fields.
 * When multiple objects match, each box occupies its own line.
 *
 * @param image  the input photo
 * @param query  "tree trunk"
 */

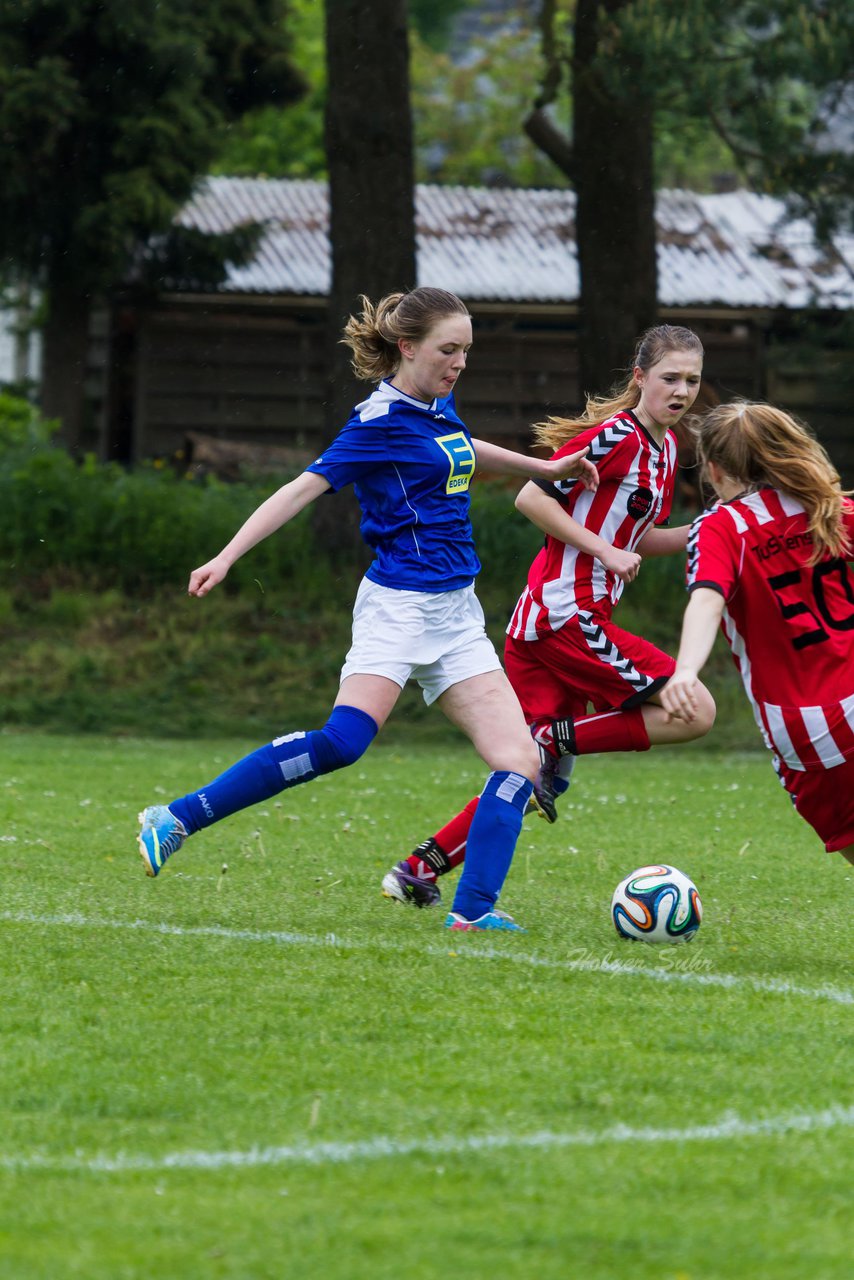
xmin=319 ymin=0 xmax=417 ymax=555
xmin=572 ymin=0 xmax=657 ymax=398
xmin=40 ymin=274 xmax=92 ymax=453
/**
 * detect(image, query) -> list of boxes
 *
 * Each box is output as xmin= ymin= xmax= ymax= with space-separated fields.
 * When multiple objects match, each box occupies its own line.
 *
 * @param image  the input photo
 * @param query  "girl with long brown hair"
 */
xmin=383 ymin=325 xmax=717 ymax=908
xmin=662 ymin=401 xmax=854 ymax=865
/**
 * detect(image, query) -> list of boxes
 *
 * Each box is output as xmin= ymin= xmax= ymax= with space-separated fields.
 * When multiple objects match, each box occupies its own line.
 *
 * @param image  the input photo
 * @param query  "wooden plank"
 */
xmin=128 ymin=300 xmax=833 ymax=470
xmin=145 ymin=396 xmax=325 ymax=432
xmin=145 ymin=365 xmax=326 ymax=396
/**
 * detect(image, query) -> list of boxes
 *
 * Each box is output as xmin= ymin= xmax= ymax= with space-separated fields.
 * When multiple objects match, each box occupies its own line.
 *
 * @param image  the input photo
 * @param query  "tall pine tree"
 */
xmin=0 ymin=0 xmax=305 ymax=448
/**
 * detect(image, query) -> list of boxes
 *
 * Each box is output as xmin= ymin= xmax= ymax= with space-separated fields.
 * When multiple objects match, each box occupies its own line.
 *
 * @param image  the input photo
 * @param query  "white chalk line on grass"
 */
xmin=2 ymin=908 xmax=852 ymax=1007
xmin=2 ymin=1105 xmax=853 ymax=1174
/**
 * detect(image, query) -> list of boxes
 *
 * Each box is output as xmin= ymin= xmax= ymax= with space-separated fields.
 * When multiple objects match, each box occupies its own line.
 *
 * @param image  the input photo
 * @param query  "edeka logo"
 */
xmin=435 ymin=431 xmax=476 ymax=495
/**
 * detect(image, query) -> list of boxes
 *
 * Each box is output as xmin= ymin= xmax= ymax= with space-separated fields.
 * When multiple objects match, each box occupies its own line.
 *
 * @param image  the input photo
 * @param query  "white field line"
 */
xmin=1 ymin=908 xmax=852 ymax=1006
xmin=2 ymin=1105 xmax=853 ymax=1174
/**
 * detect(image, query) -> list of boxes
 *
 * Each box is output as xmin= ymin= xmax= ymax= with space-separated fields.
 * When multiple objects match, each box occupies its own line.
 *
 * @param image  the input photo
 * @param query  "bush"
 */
xmin=0 ymin=424 xmax=756 ymax=743
xmin=0 ymin=430 xmax=327 ymax=595
xmin=0 ymin=391 xmax=57 ymax=451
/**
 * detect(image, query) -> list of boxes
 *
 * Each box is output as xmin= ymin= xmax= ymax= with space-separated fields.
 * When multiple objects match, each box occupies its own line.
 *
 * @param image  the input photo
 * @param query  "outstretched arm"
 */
xmin=471 ymin=438 xmax=598 ymax=491
xmin=637 ymin=524 xmax=690 ymax=557
xmin=515 ymin=481 xmax=641 ymax=585
xmin=659 ymin=588 xmax=725 ymax=722
xmin=189 ymin=470 xmax=331 ymax=597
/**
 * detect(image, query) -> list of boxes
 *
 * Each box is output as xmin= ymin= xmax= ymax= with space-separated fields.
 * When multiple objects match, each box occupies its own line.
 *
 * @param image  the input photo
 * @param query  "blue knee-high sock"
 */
xmin=451 ymin=770 xmax=533 ymax=920
xmin=169 ymin=705 xmax=378 ymax=834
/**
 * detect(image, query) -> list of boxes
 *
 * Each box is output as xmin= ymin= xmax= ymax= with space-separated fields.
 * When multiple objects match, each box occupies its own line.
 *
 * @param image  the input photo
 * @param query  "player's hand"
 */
xmin=660 ymin=669 xmax=700 ymax=723
xmin=188 ymin=555 xmax=231 ymax=598
xmin=600 ymin=545 xmax=642 ymax=584
xmin=545 ymin=447 xmax=599 ymax=491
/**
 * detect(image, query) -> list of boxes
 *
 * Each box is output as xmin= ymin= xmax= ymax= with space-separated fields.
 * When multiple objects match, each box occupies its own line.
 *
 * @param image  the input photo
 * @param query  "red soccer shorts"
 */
xmin=504 ymin=611 xmax=675 ymax=725
xmin=778 ymin=756 xmax=854 ymax=853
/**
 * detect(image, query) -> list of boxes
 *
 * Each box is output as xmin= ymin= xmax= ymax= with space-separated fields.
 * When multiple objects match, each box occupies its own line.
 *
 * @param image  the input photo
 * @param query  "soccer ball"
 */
xmin=611 ymin=864 xmax=702 ymax=943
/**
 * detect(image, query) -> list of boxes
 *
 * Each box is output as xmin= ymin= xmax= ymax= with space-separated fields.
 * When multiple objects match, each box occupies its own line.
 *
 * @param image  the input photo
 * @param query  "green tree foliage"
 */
xmin=213 ymin=0 xmax=325 ymax=178
xmin=527 ymin=0 xmax=854 ymax=225
xmin=209 ymin=2 xmax=853 ymax=212
xmin=517 ymin=0 xmax=854 ymax=393
xmin=610 ymin=0 xmax=854 ymax=232
xmin=426 ymin=0 xmax=730 ymax=192
xmin=409 ymin=0 xmax=470 ymax=49
xmin=0 ymin=0 xmax=305 ymax=444
xmin=410 ymin=17 xmax=568 ymax=187
xmin=207 ymin=2 xmax=743 ymax=192
xmin=211 ymin=0 xmax=471 ymax=181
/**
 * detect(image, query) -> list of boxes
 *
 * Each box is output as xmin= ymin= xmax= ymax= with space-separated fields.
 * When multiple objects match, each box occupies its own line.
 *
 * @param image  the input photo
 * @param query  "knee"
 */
xmin=498 ymin=738 xmax=540 ymax=783
xmin=691 ymin=686 xmax=716 ymax=738
xmin=309 ymin=705 xmax=378 ymax=774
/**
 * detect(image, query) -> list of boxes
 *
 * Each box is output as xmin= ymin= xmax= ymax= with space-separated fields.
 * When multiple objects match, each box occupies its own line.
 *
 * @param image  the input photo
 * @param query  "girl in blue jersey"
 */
xmin=136 ymin=286 xmax=597 ymax=931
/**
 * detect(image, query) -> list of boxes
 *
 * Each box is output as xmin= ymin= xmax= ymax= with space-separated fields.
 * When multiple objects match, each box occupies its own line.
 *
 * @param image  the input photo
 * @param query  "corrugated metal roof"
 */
xmin=177 ymin=177 xmax=854 ymax=310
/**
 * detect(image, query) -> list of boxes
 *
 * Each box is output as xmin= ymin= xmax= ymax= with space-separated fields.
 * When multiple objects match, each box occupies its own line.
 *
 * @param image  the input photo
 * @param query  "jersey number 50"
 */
xmin=769 ymin=560 xmax=854 ymax=649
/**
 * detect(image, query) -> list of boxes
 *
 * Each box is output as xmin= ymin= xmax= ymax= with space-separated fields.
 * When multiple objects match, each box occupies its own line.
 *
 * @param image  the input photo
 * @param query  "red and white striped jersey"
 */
xmin=688 ymin=487 xmax=854 ymax=771
xmin=507 ymin=410 xmax=678 ymax=640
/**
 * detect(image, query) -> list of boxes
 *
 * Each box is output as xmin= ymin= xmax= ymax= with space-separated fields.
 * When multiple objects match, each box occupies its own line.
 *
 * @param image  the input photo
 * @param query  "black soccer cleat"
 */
xmin=530 ymin=744 xmax=574 ymax=824
xmin=381 ymin=860 xmax=442 ymax=908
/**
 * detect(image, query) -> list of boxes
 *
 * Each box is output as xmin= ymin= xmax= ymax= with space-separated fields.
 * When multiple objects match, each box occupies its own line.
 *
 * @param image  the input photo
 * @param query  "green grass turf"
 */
xmin=0 ymin=731 xmax=851 ymax=1279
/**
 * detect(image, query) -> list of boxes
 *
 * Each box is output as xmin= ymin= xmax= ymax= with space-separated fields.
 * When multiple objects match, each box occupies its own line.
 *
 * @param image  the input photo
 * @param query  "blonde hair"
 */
xmin=696 ymin=401 xmax=852 ymax=563
xmin=534 ymin=325 xmax=704 ymax=451
xmin=341 ymin=287 xmax=470 ymax=383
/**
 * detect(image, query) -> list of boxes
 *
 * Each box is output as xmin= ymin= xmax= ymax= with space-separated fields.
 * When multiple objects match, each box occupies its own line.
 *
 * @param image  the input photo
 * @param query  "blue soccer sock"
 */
xmin=450 ymin=770 xmax=533 ymax=921
xmin=169 ymin=705 xmax=378 ymax=834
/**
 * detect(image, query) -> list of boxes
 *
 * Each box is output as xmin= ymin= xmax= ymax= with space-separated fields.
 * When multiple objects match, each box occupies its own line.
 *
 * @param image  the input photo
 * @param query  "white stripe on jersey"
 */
xmin=541 ymin=435 xmax=654 ymax=623
xmin=523 ymin=596 xmax=544 ymax=637
xmin=778 ymin=491 xmax=806 ymax=518
xmin=508 ymin=412 xmax=676 ymax=639
xmin=541 ymin=551 xmax=580 ymax=630
xmin=709 ymin=489 xmax=805 ymax=541
xmin=686 ymin=507 xmax=715 ymax=584
xmin=799 ymin=705 xmax=846 ymax=768
xmin=355 ymin=381 xmax=437 ymax=423
xmin=721 ymin=608 xmax=774 ymax=753
xmin=763 ymin=703 xmax=802 ymax=769
xmin=737 ymin=491 xmax=777 ymax=525
xmin=538 ymin=484 xmax=599 ymax=629
xmin=391 ymin=462 xmax=422 ymax=558
xmin=720 ymin=503 xmax=749 ymax=534
xmin=585 ymin=420 xmax=635 ymax=464
xmin=725 ymin=606 xmax=854 ymax=771
xmin=843 ymin=691 xmax=854 ymax=734
xmin=761 ymin=695 xmax=854 ymax=772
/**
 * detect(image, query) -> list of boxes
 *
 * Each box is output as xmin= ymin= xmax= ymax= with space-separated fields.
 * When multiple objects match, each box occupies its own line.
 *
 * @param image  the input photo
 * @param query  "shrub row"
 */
xmin=1 ymin=395 xmax=745 ymax=741
xmin=0 ymin=396 xmax=685 ymax=615
xmin=0 ymin=447 xmax=326 ymax=594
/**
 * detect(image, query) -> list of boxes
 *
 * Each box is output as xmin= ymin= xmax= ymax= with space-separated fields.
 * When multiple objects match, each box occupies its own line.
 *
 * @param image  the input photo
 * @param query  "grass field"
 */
xmin=0 ymin=730 xmax=851 ymax=1279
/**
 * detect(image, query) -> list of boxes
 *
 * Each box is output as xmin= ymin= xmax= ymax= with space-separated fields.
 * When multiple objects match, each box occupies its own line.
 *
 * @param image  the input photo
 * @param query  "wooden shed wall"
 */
xmin=129 ymin=303 xmax=329 ymax=461
xmin=766 ymin=355 xmax=854 ymax=482
xmin=124 ymin=300 xmax=776 ymax=462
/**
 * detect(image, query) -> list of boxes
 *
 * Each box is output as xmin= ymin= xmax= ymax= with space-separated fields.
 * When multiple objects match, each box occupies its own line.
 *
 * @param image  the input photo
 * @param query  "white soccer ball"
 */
xmin=611 ymin=864 xmax=702 ymax=943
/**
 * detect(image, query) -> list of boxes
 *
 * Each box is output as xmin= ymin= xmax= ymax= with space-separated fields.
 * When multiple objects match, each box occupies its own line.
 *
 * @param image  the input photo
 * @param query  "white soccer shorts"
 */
xmin=340 ymin=577 xmax=501 ymax=705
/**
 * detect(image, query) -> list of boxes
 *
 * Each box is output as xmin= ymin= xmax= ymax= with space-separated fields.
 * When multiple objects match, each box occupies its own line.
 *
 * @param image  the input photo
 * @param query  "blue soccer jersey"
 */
xmin=306 ymin=381 xmax=481 ymax=592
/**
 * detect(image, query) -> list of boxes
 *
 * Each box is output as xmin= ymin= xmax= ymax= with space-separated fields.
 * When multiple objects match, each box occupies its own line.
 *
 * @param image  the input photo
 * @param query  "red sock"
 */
xmin=406 ymin=795 xmax=478 ymax=876
xmin=574 ymin=707 xmax=650 ymax=754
